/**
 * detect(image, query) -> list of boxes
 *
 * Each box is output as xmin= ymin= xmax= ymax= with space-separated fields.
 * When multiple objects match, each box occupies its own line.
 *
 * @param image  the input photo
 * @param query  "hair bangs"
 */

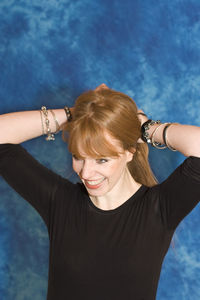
xmin=68 ymin=119 xmax=122 ymax=159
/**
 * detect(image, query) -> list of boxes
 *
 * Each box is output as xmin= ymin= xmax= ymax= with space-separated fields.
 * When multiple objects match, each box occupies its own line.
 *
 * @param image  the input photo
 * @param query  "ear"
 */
xmin=125 ymin=148 xmax=135 ymax=163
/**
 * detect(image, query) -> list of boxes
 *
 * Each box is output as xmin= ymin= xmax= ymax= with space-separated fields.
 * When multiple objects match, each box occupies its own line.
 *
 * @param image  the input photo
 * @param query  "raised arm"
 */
xmin=138 ymin=112 xmax=200 ymax=158
xmin=153 ymin=123 xmax=200 ymax=157
xmin=0 ymin=107 xmax=73 ymax=226
xmin=0 ymin=108 xmax=70 ymax=144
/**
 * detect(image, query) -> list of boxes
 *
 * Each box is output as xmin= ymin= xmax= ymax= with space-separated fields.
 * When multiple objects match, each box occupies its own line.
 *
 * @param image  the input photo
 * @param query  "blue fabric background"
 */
xmin=0 ymin=0 xmax=200 ymax=299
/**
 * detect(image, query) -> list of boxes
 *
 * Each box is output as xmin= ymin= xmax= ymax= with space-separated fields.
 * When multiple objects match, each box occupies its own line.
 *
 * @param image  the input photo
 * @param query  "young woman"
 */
xmin=0 ymin=84 xmax=200 ymax=300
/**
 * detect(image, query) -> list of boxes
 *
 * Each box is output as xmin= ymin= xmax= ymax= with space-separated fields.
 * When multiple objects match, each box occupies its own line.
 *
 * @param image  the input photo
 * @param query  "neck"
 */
xmin=90 ymin=168 xmax=141 ymax=210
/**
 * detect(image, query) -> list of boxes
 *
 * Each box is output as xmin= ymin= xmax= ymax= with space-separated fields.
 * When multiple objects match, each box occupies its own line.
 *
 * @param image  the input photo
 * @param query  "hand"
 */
xmin=94 ymin=83 xmax=109 ymax=91
xmin=137 ymin=109 xmax=148 ymax=143
xmin=137 ymin=109 xmax=148 ymax=125
xmin=70 ymin=107 xmax=74 ymax=115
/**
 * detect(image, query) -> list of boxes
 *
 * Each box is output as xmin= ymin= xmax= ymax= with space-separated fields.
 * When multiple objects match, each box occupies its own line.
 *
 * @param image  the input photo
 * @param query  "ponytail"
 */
xmin=128 ymin=143 xmax=157 ymax=187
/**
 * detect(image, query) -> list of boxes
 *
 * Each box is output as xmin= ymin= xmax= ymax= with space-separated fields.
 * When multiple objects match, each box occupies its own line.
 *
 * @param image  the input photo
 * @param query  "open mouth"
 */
xmin=84 ymin=178 xmax=106 ymax=189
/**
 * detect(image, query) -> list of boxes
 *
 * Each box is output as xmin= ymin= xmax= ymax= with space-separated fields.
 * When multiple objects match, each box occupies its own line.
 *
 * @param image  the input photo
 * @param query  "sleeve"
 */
xmin=157 ymin=156 xmax=200 ymax=230
xmin=0 ymin=143 xmax=74 ymax=226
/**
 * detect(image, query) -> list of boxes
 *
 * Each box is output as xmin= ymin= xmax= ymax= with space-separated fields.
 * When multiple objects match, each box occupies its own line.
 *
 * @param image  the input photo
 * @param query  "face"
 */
xmin=72 ymin=140 xmax=133 ymax=197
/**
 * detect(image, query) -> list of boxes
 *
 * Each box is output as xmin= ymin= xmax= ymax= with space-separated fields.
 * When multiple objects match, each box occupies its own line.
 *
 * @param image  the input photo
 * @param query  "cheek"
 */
xmin=107 ymin=160 xmax=127 ymax=180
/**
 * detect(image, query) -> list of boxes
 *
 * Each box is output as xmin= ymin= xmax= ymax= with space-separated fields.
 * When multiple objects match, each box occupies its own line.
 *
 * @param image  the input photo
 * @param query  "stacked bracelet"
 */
xmin=40 ymin=106 xmax=71 ymax=141
xmin=41 ymin=106 xmax=55 ymax=141
xmin=141 ymin=119 xmax=177 ymax=151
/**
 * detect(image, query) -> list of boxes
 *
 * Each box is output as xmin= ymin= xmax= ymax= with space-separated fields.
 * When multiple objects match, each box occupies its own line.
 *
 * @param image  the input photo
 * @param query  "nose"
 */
xmin=80 ymin=159 xmax=95 ymax=179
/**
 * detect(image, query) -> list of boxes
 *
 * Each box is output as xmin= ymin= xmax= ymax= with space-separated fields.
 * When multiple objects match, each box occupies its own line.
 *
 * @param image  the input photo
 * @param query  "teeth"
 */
xmin=85 ymin=178 xmax=105 ymax=185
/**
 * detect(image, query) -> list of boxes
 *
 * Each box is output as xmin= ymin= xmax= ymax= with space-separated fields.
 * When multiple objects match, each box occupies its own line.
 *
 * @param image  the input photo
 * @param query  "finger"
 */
xmin=137 ymin=112 xmax=147 ymax=117
xmin=95 ymin=83 xmax=109 ymax=91
xmin=137 ymin=109 xmax=147 ymax=117
xmin=137 ymin=137 xmax=145 ymax=144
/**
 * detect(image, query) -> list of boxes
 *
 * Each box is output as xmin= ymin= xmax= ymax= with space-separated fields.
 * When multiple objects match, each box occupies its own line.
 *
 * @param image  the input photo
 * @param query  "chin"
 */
xmin=88 ymin=190 xmax=106 ymax=197
xmin=86 ymin=186 xmax=108 ymax=197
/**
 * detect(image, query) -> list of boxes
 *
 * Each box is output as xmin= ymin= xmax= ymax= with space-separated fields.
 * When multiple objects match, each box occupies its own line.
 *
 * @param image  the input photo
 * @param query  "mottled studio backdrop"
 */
xmin=0 ymin=0 xmax=200 ymax=299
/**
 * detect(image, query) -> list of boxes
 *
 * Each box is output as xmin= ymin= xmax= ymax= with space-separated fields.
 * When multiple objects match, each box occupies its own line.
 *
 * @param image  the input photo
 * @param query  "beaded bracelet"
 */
xmin=141 ymin=119 xmax=161 ymax=143
xmin=64 ymin=106 xmax=72 ymax=121
xmin=41 ymin=106 xmax=55 ymax=141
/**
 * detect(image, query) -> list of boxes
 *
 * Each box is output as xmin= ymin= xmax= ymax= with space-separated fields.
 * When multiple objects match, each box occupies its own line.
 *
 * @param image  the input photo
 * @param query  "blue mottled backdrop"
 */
xmin=0 ymin=0 xmax=200 ymax=299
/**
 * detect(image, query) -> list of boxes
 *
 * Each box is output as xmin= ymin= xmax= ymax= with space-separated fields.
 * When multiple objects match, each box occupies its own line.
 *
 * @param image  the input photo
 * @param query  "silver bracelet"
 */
xmin=50 ymin=110 xmax=60 ymax=134
xmin=41 ymin=106 xmax=55 ymax=141
xmin=151 ymin=123 xmax=167 ymax=149
xmin=163 ymin=123 xmax=177 ymax=151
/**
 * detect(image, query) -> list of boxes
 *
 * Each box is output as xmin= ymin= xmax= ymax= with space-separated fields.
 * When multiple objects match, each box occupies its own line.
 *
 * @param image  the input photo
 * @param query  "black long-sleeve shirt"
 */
xmin=0 ymin=144 xmax=200 ymax=300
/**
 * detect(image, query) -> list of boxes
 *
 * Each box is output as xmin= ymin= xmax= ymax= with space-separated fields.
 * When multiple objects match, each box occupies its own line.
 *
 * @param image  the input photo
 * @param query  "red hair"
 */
xmin=63 ymin=88 xmax=157 ymax=187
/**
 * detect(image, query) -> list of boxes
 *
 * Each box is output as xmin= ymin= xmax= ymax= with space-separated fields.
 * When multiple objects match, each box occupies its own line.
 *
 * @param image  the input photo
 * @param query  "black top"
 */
xmin=0 ymin=144 xmax=200 ymax=300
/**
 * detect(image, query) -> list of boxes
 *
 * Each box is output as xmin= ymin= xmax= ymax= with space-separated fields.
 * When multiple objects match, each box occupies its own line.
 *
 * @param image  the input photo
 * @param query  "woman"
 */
xmin=0 ymin=84 xmax=200 ymax=300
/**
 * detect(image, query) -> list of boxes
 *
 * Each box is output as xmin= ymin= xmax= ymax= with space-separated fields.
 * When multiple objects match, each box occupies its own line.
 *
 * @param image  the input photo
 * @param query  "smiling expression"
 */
xmin=72 ymin=138 xmax=133 ymax=197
